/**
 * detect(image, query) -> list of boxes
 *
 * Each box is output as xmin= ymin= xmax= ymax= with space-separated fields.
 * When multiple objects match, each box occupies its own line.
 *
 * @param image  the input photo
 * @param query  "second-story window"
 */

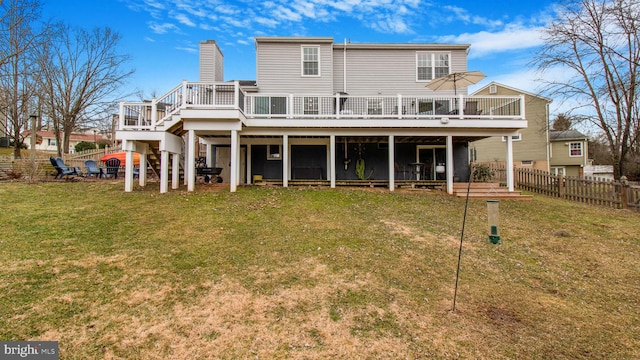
xmin=302 ymin=46 xmax=320 ymax=76
xmin=417 ymin=52 xmax=450 ymax=81
xmin=569 ymin=142 xmax=583 ymax=157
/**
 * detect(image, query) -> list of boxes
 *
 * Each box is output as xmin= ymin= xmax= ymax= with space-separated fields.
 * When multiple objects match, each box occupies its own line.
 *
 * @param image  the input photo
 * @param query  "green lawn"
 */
xmin=1 ymin=181 xmax=638 ymax=359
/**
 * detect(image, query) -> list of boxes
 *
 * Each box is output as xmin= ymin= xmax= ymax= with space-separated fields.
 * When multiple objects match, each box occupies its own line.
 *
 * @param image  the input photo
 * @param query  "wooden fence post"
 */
xmin=620 ymin=176 xmax=629 ymax=209
xmin=558 ymin=174 xmax=565 ymax=198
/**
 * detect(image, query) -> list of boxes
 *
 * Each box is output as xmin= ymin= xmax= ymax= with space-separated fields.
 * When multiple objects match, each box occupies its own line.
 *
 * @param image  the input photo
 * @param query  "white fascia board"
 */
xmin=243 ymin=118 xmax=527 ymax=129
xmin=116 ymin=130 xmax=166 ymax=142
xmin=183 ymin=120 xmax=243 ymax=131
xmin=180 ymin=109 xmax=246 ymax=121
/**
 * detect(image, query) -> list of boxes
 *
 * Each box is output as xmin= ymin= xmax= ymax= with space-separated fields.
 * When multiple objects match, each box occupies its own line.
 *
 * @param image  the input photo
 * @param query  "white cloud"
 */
xmin=174 ymin=13 xmax=196 ymax=27
xmin=437 ymin=24 xmax=546 ymax=57
xmin=273 ymin=6 xmax=303 ymax=22
xmin=148 ymin=22 xmax=179 ymax=34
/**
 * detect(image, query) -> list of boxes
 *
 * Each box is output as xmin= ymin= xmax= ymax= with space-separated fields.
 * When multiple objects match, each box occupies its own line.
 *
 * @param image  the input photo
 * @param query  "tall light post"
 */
xmin=93 ymin=129 xmax=97 ymax=148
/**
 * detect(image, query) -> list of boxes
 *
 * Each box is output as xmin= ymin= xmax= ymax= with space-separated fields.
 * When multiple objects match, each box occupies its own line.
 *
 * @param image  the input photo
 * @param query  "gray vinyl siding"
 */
xmin=199 ymin=41 xmax=224 ymax=82
xmin=256 ymin=42 xmax=334 ymax=94
xmin=333 ymin=48 xmax=468 ymax=96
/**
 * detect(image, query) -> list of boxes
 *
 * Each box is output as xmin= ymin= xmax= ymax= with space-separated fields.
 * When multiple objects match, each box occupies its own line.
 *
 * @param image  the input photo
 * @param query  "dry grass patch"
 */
xmin=1 ymin=182 xmax=638 ymax=359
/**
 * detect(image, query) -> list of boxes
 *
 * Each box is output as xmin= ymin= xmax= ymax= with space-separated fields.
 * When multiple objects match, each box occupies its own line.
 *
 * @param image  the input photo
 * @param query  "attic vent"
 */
xmin=489 ymin=85 xmax=497 ymax=94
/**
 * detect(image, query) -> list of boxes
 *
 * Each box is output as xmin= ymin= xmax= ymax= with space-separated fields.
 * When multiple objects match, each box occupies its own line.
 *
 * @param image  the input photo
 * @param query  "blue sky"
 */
xmin=42 ymin=0 xmax=560 ymax=110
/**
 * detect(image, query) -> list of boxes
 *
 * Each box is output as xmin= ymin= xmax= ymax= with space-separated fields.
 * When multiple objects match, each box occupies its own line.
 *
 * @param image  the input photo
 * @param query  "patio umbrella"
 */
xmin=425 ymin=70 xmax=486 ymax=95
xmin=100 ymin=151 xmax=140 ymax=166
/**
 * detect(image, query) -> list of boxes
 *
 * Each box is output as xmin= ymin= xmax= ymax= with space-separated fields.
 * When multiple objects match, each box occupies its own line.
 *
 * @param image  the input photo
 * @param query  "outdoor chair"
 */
xmin=52 ymin=157 xmax=79 ymax=179
xmin=84 ymin=159 xmax=103 ymax=178
xmin=104 ymin=158 xmax=121 ymax=179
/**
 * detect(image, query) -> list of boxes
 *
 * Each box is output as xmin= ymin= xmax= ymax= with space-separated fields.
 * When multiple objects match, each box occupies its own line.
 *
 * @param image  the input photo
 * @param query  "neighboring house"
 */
xmin=549 ymin=129 xmax=589 ymax=177
xmin=470 ymin=82 xmax=552 ymax=171
xmin=117 ymin=37 xmax=528 ymax=193
xmin=23 ymin=130 xmax=108 ymax=153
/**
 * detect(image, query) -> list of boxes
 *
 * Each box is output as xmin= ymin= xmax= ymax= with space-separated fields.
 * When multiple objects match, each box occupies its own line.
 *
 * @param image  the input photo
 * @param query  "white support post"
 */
xmin=139 ymin=152 xmax=147 ymax=187
xmin=396 ymin=94 xmax=402 ymax=119
xmin=282 ymin=135 xmax=289 ymax=188
xmin=171 ymin=153 xmax=180 ymax=190
xmin=160 ymin=150 xmax=169 ymax=193
xmin=236 ymin=135 xmax=241 ymax=187
xmin=389 ymin=135 xmax=395 ymax=191
xmin=246 ymin=144 xmax=252 ymax=185
xmin=151 ymin=98 xmax=157 ymax=129
xmin=288 ymin=94 xmax=294 ymax=118
xmin=125 ymin=149 xmax=134 ymax=192
xmin=230 ymin=130 xmax=238 ymax=192
xmin=118 ymin=102 xmax=125 ymax=130
xmin=506 ymin=135 xmax=514 ymax=191
xmin=330 ymin=135 xmax=336 ymax=188
xmin=335 ymin=93 xmax=341 ymax=118
xmin=458 ymin=95 xmax=464 ymax=119
xmin=187 ymin=129 xmax=196 ymax=192
xmin=519 ymin=94 xmax=525 ymax=119
xmin=182 ymin=81 xmax=188 ymax=107
xmin=446 ymin=136 xmax=454 ymax=194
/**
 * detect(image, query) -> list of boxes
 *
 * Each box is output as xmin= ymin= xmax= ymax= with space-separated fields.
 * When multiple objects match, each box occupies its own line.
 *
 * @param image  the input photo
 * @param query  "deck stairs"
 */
xmin=452 ymin=182 xmax=532 ymax=200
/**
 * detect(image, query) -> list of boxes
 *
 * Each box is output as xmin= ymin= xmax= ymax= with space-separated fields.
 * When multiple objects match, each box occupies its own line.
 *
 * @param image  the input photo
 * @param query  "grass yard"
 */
xmin=1 ymin=181 xmax=638 ymax=359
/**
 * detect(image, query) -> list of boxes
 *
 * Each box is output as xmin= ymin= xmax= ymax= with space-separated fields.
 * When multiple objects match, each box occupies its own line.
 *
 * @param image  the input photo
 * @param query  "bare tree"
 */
xmin=534 ymin=0 xmax=640 ymax=179
xmin=38 ymin=25 xmax=134 ymax=155
xmin=0 ymin=0 xmax=50 ymax=158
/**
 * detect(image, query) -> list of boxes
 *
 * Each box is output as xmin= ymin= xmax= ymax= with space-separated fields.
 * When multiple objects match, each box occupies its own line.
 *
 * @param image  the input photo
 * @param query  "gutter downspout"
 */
xmin=343 ymin=38 xmax=347 ymax=93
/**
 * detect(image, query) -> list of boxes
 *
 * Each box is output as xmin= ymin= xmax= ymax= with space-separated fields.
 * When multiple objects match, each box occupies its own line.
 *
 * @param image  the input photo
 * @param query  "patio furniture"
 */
xmin=84 ymin=159 xmax=104 ymax=178
xmin=104 ymin=157 xmax=121 ymax=179
xmin=51 ymin=157 xmax=79 ymax=179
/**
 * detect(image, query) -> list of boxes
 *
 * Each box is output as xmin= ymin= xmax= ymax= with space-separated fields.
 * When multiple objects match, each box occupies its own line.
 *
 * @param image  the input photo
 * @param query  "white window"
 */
xmin=502 ymin=133 xmax=522 ymax=142
xmin=254 ymin=96 xmax=287 ymax=115
xmin=301 ymin=46 xmax=320 ymax=76
xmin=551 ymin=167 xmax=565 ymax=176
xmin=48 ymin=139 xmax=56 ymax=146
xmin=267 ymin=144 xmax=281 ymax=160
xmin=569 ymin=142 xmax=583 ymax=157
xmin=417 ymin=99 xmax=451 ymax=115
xmin=417 ymin=52 xmax=450 ymax=81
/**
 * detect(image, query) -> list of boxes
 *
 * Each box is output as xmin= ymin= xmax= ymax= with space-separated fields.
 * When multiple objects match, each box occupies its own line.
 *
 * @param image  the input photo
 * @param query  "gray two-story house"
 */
xmin=117 ymin=37 xmax=526 ymax=193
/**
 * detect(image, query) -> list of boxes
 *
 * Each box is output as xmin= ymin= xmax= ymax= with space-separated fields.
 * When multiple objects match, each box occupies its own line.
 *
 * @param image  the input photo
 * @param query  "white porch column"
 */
xmin=187 ymin=129 xmax=196 ymax=192
xmin=124 ymin=148 xmax=134 ymax=192
xmin=160 ymin=150 xmax=169 ymax=194
xmin=388 ymin=135 xmax=395 ymax=191
xmin=330 ymin=135 xmax=336 ymax=188
xmin=446 ymin=136 xmax=454 ymax=194
xmin=138 ymin=143 xmax=148 ymax=187
xmin=506 ymin=136 xmax=514 ymax=192
xmin=171 ymin=153 xmax=180 ymax=189
xmin=246 ymin=144 xmax=252 ymax=184
xmin=205 ymin=143 xmax=212 ymax=166
xmin=282 ymin=135 xmax=289 ymax=188
xmin=230 ymin=130 xmax=238 ymax=192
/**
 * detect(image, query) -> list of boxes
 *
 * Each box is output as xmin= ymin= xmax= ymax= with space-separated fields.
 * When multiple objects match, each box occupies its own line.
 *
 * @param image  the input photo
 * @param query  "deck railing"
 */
xmin=244 ymin=94 xmax=524 ymax=119
xmin=119 ymin=82 xmax=524 ymax=131
xmin=119 ymin=81 xmax=244 ymax=131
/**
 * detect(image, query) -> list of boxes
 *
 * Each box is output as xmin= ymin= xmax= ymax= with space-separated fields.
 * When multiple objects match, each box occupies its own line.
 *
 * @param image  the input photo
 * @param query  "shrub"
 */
xmin=75 ymin=141 xmax=97 ymax=152
xmin=472 ymin=164 xmax=494 ymax=182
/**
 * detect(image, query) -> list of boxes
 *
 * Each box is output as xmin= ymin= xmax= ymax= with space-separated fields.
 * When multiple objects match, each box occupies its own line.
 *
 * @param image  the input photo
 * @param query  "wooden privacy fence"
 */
xmin=514 ymin=168 xmax=639 ymax=210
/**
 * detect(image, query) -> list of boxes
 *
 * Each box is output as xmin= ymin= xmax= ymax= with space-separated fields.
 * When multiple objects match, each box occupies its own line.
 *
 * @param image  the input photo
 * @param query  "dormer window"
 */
xmin=417 ymin=52 xmax=450 ymax=81
xmin=301 ymin=46 xmax=320 ymax=76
